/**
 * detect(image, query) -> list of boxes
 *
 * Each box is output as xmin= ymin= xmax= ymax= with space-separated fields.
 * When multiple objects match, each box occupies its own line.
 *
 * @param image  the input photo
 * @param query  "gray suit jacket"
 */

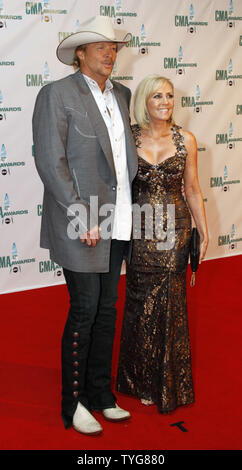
xmin=32 ymin=70 xmax=138 ymax=272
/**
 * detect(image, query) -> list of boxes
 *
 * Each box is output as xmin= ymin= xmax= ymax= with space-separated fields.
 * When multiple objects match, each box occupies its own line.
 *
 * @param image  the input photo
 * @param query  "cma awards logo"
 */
xmin=41 ymin=0 xmax=53 ymax=23
xmin=215 ymin=0 xmax=241 ymax=28
xmin=181 ymin=85 xmax=213 ymax=112
xmin=0 ymin=243 xmax=35 ymax=273
xmin=39 ymin=259 xmax=62 ymax=277
xmin=26 ymin=61 xmax=52 ymax=87
xmin=210 ymin=165 xmax=240 ymax=191
xmin=216 ymin=58 xmax=242 ymax=86
xmin=126 ymin=24 xmax=161 ymax=54
xmin=0 ymin=194 xmax=28 ymax=224
xmin=218 ymin=224 xmax=241 ymax=251
xmin=177 ymin=46 xmax=184 ymax=75
xmin=0 ymin=194 xmax=13 ymax=224
xmin=25 ymin=0 xmax=67 ymax=22
xmin=9 ymin=243 xmax=21 ymax=273
xmin=163 ymin=45 xmax=198 ymax=75
xmin=110 ymin=60 xmax=133 ymax=82
xmin=216 ymin=122 xmax=242 ymax=149
xmin=0 ymin=144 xmax=9 ymax=175
xmin=0 ymin=143 xmax=6 ymax=160
xmin=0 ymin=90 xmax=22 ymax=121
xmin=0 ymin=143 xmax=25 ymax=176
xmin=0 ymin=0 xmax=22 ymax=27
xmin=99 ymin=0 xmax=137 ymax=25
xmin=174 ymin=3 xmax=208 ymax=34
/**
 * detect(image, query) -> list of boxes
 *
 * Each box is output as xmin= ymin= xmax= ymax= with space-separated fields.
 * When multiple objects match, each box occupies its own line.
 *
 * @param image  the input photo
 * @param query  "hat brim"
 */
xmin=56 ymin=31 xmax=132 ymax=65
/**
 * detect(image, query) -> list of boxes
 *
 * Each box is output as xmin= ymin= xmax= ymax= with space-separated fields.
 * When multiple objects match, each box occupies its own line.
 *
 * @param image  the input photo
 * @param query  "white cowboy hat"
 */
xmin=56 ymin=15 xmax=132 ymax=65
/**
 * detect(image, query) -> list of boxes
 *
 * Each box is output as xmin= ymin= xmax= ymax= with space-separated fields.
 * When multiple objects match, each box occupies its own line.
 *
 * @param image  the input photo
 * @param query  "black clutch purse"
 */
xmin=190 ymin=228 xmax=200 ymax=286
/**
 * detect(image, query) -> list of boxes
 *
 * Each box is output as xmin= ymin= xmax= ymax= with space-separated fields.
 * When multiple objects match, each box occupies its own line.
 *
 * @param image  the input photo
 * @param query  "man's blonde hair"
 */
xmin=72 ymin=45 xmax=87 ymax=69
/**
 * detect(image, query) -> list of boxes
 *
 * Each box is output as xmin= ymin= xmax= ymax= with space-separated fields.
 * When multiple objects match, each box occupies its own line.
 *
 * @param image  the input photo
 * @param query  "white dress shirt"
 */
xmin=82 ymin=74 xmax=132 ymax=240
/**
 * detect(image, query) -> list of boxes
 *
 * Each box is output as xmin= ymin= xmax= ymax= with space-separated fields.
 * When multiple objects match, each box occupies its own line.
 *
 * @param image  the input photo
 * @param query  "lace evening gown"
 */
xmin=116 ymin=124 xmax=194 ymax=413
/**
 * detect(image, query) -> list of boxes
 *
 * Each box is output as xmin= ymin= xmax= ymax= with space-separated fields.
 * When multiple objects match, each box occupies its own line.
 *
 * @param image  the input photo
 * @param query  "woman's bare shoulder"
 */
xmin=180 ymin=128 xmax=197 ymax=151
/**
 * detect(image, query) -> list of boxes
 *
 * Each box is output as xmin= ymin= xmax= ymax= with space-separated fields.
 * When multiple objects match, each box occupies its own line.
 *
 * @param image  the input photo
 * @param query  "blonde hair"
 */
xmin=72 ymin=45 xmax=87 ymax=70
xmin=134 ymin=75 xmax=175 ymax=129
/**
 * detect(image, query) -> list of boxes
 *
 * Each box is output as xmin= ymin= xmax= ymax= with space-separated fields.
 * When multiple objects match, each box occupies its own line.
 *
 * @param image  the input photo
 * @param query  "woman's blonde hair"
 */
xmin=134 ymin=75 xmax=175 ymax=129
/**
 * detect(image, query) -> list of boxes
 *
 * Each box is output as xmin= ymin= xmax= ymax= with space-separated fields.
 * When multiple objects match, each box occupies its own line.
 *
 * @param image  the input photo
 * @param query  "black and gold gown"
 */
xmin=116 ymin=124 xmax=194 ymax=413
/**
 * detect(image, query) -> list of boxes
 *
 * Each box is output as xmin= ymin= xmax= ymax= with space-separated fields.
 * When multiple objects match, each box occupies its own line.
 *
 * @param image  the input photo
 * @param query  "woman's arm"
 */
xmin=182 ymin=130 xmax=209 ymax=262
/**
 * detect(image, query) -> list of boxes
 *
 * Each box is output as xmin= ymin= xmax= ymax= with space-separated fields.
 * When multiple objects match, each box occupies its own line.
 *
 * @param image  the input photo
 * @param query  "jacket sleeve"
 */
xmin=32 ymin=83 xmax=91 ymax=233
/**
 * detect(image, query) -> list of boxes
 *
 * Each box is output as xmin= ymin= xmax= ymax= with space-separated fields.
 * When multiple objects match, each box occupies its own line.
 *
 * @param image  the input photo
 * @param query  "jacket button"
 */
xmin=72 ymin=342 xmax=78 ymax=348
xmin=73 ymin=332 xmax=79 ymax=338
xmin=73 ymin=391 xmax=78 ymax=398
xmin=112 ymin=186 xmax=116 ymax=191
xmin=73 ymin=370 xmax=79 ymax=377
xmin=73 ymin=361 xmax=79 ymax=367
xmin=72 ymin=350 xmax=78 ymax=357
xmin=73 ymin=381 xmax=79 ymax=388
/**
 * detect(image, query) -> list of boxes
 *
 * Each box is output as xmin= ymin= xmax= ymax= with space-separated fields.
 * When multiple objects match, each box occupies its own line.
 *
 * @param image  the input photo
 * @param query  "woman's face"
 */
xmin=146 ymin=82 xmax=174 ymax=123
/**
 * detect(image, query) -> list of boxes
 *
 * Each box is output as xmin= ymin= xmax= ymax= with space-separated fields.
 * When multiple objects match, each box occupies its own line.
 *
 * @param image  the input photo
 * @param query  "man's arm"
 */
xmin=33 ymin=83 xmax=90 ymax=234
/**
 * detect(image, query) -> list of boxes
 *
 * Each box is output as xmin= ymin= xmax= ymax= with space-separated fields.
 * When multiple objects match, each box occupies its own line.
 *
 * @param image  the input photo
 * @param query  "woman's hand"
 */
xmin=199 ymin=232 xmax=209 ymax=263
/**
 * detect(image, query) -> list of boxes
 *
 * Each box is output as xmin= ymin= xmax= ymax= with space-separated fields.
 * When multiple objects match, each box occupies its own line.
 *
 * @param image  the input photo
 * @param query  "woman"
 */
xmin=116 ymin=75 xmax=208 ymax=412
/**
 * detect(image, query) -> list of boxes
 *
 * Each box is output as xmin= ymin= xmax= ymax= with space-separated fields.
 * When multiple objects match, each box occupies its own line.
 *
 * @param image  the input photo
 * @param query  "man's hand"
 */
xmin=80 ymin=225 xmax=101 ymax=247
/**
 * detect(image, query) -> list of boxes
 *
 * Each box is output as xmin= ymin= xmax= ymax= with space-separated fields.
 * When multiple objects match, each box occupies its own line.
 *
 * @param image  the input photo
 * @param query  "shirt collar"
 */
xmin=82 ymin=73 xmax=113 ymax=93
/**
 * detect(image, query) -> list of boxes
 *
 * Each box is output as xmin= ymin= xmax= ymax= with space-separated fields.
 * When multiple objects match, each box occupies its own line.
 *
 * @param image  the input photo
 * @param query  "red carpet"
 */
xmin=0 ymin=255 xmax=241 ymax=450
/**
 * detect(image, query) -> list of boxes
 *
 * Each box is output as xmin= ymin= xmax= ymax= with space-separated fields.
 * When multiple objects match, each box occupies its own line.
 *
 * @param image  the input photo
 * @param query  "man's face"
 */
xmin=78 ymin=42 xmax=118 ymax=82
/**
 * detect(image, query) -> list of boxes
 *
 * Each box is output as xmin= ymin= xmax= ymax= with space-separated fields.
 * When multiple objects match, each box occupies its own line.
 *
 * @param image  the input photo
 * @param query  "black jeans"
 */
xmin=61 ymin=240 xmax=127 ymax=428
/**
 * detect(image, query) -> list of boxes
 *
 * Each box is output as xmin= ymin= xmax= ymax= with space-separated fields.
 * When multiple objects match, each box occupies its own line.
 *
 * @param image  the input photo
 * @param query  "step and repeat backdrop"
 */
xmin=0 ymin=0 xmax=242 ymax=293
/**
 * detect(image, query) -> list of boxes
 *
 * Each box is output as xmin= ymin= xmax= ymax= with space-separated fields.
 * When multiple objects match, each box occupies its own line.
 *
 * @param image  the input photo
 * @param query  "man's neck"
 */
xmin=80 ymin=69 xmax=107 ymax=93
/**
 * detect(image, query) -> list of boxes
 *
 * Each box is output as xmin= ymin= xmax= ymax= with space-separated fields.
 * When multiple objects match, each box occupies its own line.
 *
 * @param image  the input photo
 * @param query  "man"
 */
xmin=32 ymin=16 xmax=137 ymax=435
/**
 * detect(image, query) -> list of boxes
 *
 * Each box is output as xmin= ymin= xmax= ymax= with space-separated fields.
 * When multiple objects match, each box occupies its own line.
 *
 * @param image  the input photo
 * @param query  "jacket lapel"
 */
xmin=71 ymin=71 xmax=137 ymax=183
xmin=71 ymin=71 xmax=116 ymax=178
